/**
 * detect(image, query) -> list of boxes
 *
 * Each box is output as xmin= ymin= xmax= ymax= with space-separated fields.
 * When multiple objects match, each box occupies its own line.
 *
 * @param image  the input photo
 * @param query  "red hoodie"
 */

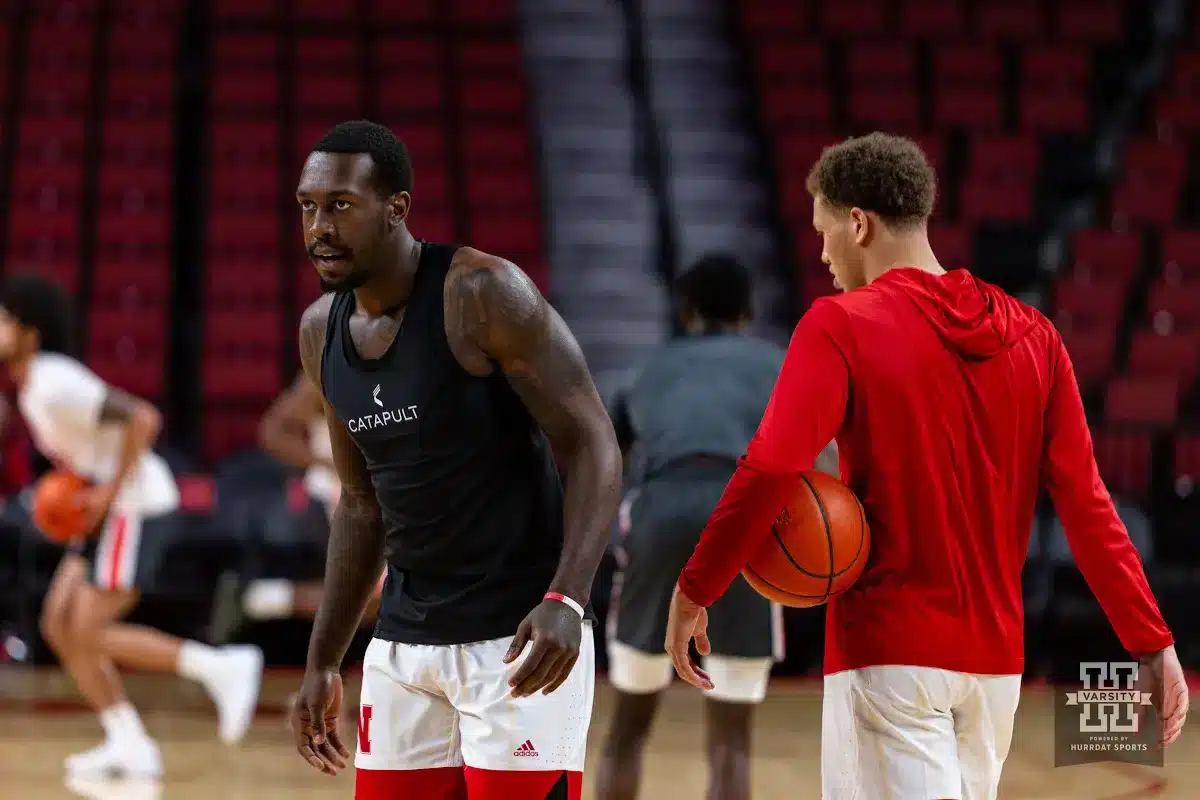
xmin=679 ymin=268 xmax=1172 ymax=675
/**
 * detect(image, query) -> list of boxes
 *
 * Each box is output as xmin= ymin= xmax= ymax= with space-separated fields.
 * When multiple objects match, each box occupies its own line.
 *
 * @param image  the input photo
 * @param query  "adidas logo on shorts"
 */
xmin=513 ymin=739 xmax=539 ymax=757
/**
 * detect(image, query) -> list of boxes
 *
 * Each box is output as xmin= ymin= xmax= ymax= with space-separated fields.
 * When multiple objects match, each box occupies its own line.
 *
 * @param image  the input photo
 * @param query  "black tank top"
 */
xmin=320 ymin=242 xmax=566 ymax=645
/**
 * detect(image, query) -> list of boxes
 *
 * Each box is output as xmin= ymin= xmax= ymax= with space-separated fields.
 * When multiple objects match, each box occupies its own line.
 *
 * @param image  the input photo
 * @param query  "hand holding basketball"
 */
xmin=292 ymin=668 xmax=350 ymax=776
xmin=31 ymin=469 xmax=90 ymax=543
xmin=742 ymin=471 xmax=870 ymax=608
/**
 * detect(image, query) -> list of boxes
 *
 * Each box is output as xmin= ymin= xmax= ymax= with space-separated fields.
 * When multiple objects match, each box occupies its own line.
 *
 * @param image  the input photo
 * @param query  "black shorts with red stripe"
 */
xmin=70 ymin=510 xmax=179 ymax=593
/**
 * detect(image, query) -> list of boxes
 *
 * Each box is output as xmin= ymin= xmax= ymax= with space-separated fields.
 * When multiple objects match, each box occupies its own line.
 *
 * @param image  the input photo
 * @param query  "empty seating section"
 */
xmin=198 ymin=0 xmax=544 ymax=463
xmin=742 ymin=0 xmax=1200 ymax=506
xmin=0 ymin=0 xmax=179 ymax=402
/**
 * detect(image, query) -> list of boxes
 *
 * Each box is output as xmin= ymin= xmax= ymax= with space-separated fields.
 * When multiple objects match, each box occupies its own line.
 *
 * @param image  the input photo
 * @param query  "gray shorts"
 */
xmin=610 ymin=462 xmax=780 ymax=660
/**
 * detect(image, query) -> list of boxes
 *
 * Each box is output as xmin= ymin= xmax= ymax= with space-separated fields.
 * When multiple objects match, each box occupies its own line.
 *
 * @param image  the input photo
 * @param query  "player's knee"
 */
xmin=38 ymin=599 xmax=71 ymax=655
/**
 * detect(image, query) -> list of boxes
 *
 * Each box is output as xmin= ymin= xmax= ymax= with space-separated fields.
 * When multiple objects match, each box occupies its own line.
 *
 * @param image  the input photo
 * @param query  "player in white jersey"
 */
xmin=0 ymin=274 xmax=264 ymax=778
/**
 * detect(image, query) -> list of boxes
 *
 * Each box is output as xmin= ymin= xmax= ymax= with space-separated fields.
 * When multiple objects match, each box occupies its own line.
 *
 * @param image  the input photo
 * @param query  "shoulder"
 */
xmin=298 ymin=292 xmax=336 ymax=380
xmin=445 ymin=247 xmax=543 ymax=320
xmin=27 ymin=353 xmax=99 ymax=394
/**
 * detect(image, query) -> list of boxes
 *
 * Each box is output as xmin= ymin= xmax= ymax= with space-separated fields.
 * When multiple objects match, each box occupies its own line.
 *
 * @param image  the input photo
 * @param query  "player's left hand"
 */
xmin=76 ymin=482 xmax=118 ymax=536
xmin=505 ymin=598 xmax=582 ymax=698
xmin=665 ymin=583 xmax=714 ymax=691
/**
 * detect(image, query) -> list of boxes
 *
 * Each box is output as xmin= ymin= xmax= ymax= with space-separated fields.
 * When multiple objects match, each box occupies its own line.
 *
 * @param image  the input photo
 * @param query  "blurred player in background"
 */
xmin=212 ymin=373 xmax=381 ymax=628
xmin=0 ymin=274 xmax=264 ymax=779
xmin=666 ymin=134 xmax=1188 ymax=799
xmin=597 ymin=254 xmax=837 ymax=800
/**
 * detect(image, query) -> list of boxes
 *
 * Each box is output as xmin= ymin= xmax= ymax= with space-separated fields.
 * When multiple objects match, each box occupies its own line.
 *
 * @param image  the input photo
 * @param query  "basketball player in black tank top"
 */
xmin=287 ymin=121 xmax=622 ymax=800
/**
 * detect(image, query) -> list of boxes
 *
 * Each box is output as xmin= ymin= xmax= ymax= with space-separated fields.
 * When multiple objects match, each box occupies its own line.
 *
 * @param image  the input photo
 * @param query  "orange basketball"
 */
xmin=742 ymin=470 xmax=870 ymax=608
xmin=32 ymin=469 xmax=89 ymax=543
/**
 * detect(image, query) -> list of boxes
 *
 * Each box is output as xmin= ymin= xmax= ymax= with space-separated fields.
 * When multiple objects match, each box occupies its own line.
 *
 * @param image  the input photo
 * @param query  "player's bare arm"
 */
xmin=292 ymin=295 xmax=381 ymax=776
xmin=446 ymin=248 xmax=623 ymax=697
xmin=258 ymin=372 xmax=330 ymax=470
xmin=80 ymin=388 xmax=162 ymax=531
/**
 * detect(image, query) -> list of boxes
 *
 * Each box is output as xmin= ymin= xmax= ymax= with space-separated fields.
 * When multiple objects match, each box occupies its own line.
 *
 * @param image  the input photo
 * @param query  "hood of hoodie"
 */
xmin=877 ymin=267 xmax=1038 ymax=359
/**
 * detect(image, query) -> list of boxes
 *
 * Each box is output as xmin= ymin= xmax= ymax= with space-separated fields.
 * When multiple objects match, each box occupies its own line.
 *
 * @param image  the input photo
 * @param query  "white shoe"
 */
xmin=208 ymin=644 xmax=264 ymax=744
xmin=64 ymin=774 xmax=163 ymax=800
xmin=64 ymin=738 xmax=162 ymax=778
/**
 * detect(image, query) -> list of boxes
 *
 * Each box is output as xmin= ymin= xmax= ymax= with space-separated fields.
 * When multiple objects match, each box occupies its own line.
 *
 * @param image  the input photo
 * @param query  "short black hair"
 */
xmin=0 ymin=273 xmax=74 ymax=354
xmin=806 ymin=132 xmax=936 ymax=228
xmin=675 ymin=254 xmax=753 ymax=324
xmin=311 ymin=120 xmax=413 ymax=196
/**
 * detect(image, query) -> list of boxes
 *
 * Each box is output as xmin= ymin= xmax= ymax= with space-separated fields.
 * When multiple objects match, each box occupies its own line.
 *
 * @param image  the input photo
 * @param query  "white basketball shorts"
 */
xmin=822 ymin=665 xmax=1022 ymax=800
xmin=355 ymin=624 xmax=596 ymax=774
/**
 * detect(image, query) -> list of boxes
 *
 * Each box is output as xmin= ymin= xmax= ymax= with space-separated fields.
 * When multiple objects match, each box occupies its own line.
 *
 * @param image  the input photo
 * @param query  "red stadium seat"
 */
xmin=461 ymin=126 xmax=531 ymax=165
xmin=1147 ymin=280 xmax=1200 ymax=330
xmin=756 ymin=41 xmax=825 ymax=81
xmin=110 ymin=0 xmax=181 ymax=27
xmin=213 ymin=34 xmax=279 ymax=69
xmin=1156 ymin=95 xmax=1200 ymax=136
xmin=932 ymin=44 xmax=1003 ymax=85
xmin=457 ymin=41 xmax=523 ymax=76
xmin=96 ymin=210 xmax=172 ymax=250
xmin=976 ymin=1 xmax=1045 ymax=40
xmin=93 ymin=263 xmax=171 ymax=306
xmin=470 ymin=214 xmax=541 ymax=258
xmin=292 ymin=0 xmax=357 ymax=23
xmin=1053 ymin=281 xmax=1125 ymax=329
xmin=207 ymin=213 xmax=280 ymax=253
xmin=958 ymin=181 xmax=1033 ymax=222
xmin=17 ymin=115 xmax=88 ymax=160
xmin=90 ymin=358 xmax=164 ymax=401
xmin=211 ymin=121 xmax=279 ymax=168
xmin=1070 ymin=230 xmax=1143 ymax=284
xmin=205 ymin=308 xmax=283 ymax=352
xmin=1110 ymin=181 xmax=1180 ymax=228
xmin=212 ymin=0 xmax=276 ymax=23
xmin=1054 ymin=0 xmax=1123 ymax=42
xmin=968 ymin=136 xmax=1040 ymax=182
xmin=1019 ymin=88 xmax=1089 ymax=132
xmin=108 ymin=28 xmax=177 ymax=67
xmin=932 ymin=89 xmax=1003 ymax=130
xmin=1126 ymin=331 xmax=1200 ymax=383
xmin=367 ymin=0 xmax=435 ymax=22
xmin=847 ymin=43 xmax=916 ymax=86
xmin=26 ymin=25 xmax=93 ymax=66
xmin=449 ymin=0 xmax=516 ymax=24
xmin=929 ymin=226 xmax=971 ymax=268
xmin=459 ymin=79 xmax=525 ymax=116
xmin=385 ymin=122 xmax=449 ymax=162
xmin=1091 ymin=430 xmax=1152 ymax=496
xmin=1161 ymin=231 xmax=1200 ymax=276
xmin=1059 ymin=328 xmax=1115 ymax=389
xmin=760 ymin=85 xmax=833 ymax=128
xmin=24 ymin=68 xmax=93 ymax=112
xmin=207 ymin=263 xmax=281 ymax=303
xmin=408 ymin=211 xmax=455 ymax=244
xmin=202 ymin=358 xmax=282 ymax=401
xmin=822 ymin=0 xmax=886 ymax=35
xmin=378 ymin=76 xmax=445 ymax=112
xmin=848 ymin=89 xmax=919 ymax=130
xmin=1105 ymin=376 xmax=1180 ymax=426
xmin=375 ymin=39 xmax=441 ymax=71
xmin=1020 ymin=46 xmax=1091 ymax=89
xmin=202 ymin=407 xmax=271 ymax=464
xmin=899 ymin=0 xmax=965 ymax=39
xmin=294 ymin=75 xmax=366 ymax=114
xmin=209 ymin=165 xmax=279 ymax=208
xmin=102 ymin=117 xmax=174 ymax=162
xmin=1174 ymin=435 xmax=1200 ymax=485
xmin=294 ymin=35 xmax=358 ymax=69
xmin=467 ymin=169 xmax=536 ymax=207
xmin=742 ymin=0 xmax=810 ymax=34
xmin=212 ymin=70 xmax=279 ymax=113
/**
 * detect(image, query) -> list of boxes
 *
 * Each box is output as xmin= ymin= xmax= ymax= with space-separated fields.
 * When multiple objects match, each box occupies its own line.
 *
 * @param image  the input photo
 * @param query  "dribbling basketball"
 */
xmin=742 ymin=471 xmax=869 ymax=609
xmin=31 ymin=468 xmax=89 ymax=544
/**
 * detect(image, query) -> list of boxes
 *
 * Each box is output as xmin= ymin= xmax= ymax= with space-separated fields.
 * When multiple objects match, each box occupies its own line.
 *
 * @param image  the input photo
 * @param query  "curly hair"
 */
xmin=805 ymin=133 xmax=936 ymax=229
xmin=311 ymin=120 xmax=412 ymax=196
xmin=0 ymin=273 xmax=74 ymax=354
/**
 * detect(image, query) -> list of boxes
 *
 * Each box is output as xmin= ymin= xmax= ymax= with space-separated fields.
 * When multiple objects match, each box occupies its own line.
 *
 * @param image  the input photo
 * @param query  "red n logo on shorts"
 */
xmin=358 ymin=704 xmax=373 ymax=755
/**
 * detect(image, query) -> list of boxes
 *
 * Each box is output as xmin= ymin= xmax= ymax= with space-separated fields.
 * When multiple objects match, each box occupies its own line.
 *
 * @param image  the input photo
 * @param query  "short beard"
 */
xmin=318 ymin=268 xmax=371 ymax=294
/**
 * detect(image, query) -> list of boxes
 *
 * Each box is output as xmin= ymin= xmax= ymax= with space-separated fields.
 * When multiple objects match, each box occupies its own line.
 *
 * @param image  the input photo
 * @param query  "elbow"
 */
xmin=257 ymin=416 xmax=280 ymax=453
xmin=133 ymin=403 xmax=163 ymax=446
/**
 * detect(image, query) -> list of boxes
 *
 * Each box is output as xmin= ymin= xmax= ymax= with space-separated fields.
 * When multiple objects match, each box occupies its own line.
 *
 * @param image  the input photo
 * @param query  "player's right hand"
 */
xmin=1139 ymin=645 xmax=1189 ymax=748
xmin=292 ymin=668 xmax=351 ymax=776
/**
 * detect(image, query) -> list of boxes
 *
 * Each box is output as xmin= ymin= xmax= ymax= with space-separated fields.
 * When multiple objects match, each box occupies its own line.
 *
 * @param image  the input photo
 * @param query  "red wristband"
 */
xmin=544 ymin=592 xmax=585 ymax=619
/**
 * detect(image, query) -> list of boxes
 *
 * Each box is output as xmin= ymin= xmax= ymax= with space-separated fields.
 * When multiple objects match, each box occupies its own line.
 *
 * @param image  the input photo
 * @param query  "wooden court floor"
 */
xmin=0 ymin=667 xmax=1195 ymax=798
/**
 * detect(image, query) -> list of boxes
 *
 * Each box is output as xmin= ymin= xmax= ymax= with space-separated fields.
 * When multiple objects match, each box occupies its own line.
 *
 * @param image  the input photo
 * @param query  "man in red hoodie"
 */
xmin=664 ymin=133 xmax=1188 ymax=799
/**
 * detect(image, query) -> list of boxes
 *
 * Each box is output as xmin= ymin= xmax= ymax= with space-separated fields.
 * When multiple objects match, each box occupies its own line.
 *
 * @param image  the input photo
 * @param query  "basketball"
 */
xmin=742 ymin=470 xmax=870 ymax=608
xmin=31 ymin=469 xmax=89 ymax=544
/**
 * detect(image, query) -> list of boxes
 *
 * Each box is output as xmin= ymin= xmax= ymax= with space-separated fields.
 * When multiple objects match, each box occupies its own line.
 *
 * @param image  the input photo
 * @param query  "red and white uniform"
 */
xmin=679 ymin=268 xmax=1172 ymax=799
xmin=19 ymin=352 xmax=179 ymax=589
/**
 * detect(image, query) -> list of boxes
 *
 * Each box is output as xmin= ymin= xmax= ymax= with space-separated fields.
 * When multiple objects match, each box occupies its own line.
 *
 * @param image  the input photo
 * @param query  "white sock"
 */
xmin=99 ymin=702 xmax=148 ymax=744
xmin=243 ymin=579 xmax=295 ymax=620
xmin=177 ymin=640 xmax=226 ymax=684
